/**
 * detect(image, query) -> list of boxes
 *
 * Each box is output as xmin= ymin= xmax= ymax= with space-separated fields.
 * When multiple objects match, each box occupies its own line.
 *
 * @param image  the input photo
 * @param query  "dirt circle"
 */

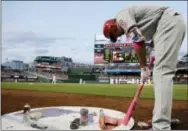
xmin=2 ymin=89 xmax=188 ymax=130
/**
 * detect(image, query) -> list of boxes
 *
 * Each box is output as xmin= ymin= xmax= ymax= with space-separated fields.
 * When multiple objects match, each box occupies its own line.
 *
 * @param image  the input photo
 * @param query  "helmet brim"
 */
xmin=109 ymin=34 xmax=117 ymax=43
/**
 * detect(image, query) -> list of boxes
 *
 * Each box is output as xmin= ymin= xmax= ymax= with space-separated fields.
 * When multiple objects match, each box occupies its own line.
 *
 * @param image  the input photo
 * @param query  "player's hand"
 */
xmin=140 ymin=67 xmax=151 ymax=84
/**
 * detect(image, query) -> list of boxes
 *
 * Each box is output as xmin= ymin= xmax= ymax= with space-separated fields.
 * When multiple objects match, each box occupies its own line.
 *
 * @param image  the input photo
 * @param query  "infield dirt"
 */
xmin=2 ymin=88 xmax=188 ymax=130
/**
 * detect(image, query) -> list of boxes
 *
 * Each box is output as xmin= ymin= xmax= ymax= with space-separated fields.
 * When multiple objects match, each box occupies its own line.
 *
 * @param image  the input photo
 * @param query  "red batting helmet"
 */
xmin=103 ymin=18 xmax=118 ymax=42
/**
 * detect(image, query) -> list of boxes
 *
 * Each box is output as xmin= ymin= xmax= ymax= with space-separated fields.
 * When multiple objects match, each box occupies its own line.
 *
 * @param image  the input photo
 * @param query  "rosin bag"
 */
xmin=30 ymin=112 xmax=43 ymax=120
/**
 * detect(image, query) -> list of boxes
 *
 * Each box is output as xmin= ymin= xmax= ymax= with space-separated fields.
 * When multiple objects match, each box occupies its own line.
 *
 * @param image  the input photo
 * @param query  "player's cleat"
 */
xmin=137 ymin=120 xmax=152 ymax=129
xmin=137 ymin=118 xmax=180 ymax=129
xmin=171 ymin=118 xmax=180 ymax=125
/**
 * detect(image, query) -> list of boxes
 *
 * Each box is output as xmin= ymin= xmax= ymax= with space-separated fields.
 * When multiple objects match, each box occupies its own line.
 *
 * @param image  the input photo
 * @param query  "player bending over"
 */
xmin=103 ymin=5 xmax=186 ymax=130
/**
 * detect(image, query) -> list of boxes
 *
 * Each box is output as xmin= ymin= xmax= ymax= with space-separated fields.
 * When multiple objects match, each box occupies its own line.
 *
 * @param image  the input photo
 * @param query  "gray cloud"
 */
xmin=70 ymin=48 xmax=78 ymax=53
xmin=1 ymin=31 xmax=82 ymax=63
xmin=34 ymin=49 xmax=49 ymax=54
xmin=2 ymin=31 xmax=76 ymax=47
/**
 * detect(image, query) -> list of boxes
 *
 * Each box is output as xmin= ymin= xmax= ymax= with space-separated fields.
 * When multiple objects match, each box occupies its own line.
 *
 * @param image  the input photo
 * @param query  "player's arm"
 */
xmin=127 ymin=26 xmax=147 ymax=68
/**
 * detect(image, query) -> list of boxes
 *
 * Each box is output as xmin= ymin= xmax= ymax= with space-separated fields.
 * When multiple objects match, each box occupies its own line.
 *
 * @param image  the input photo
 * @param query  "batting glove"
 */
xmin=140 ymin=67 xmax=151 ymax=84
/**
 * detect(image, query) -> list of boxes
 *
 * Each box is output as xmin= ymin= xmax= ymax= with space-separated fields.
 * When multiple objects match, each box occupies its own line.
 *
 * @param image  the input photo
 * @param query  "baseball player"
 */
xmin=103 ymin=5 xmax=186 ymax=130
xmin=52 ymin=74 xmax=56 ymax=84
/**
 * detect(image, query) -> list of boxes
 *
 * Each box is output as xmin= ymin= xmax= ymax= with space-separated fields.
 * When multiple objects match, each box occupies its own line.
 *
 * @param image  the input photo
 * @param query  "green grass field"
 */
xmin=1 ymin=82 xmax=187 ymax=100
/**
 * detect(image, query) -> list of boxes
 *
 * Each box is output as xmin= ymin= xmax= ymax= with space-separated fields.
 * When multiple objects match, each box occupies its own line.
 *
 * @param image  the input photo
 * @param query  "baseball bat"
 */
xmin=123 ymin=83 xmax=145 ymax=125
xmin=100 ymin=59 xmax=154 ymax=127
xmin=99 ymin=83 xmax=144 ymax=129
xmin=123 ymin=58 xmax=154 ymax=125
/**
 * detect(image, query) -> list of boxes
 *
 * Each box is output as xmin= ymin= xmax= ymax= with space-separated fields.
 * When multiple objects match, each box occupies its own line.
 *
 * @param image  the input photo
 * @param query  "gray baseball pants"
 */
xmin=152 ymin=8 xmax=186 ymax=130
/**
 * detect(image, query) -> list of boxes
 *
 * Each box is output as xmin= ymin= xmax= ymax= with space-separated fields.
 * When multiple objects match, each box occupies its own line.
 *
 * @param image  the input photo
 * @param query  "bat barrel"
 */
xmin=123 ymin=100 xmax=136 ymax=125
xmin=123 ymin=84 xmax=144 ymax=125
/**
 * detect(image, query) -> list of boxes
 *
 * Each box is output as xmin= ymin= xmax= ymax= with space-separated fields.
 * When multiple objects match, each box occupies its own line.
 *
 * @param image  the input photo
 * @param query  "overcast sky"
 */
xmin=2 ymin=1 xmax=187 ymax=64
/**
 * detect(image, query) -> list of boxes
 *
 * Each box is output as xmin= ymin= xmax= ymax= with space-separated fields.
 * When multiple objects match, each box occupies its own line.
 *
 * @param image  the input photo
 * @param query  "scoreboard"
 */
xmin=34 ymin=56 xmax=59 ymax=62
xmin=94 ymin=43 xmax=149 ymax=64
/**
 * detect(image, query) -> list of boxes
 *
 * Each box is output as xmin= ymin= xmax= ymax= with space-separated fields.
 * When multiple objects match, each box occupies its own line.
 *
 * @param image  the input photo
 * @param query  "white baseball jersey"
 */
xmin=53 ymin=75 xmax=56 ymax=80
xmin=150 ymin=49 xmax=155 ymax=57
xmin=115 ymin=5 xmax=168 ymax=40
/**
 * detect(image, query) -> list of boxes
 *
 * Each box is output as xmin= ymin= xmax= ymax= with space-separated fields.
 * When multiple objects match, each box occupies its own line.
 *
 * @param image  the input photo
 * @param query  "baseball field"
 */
xmin=1 ymin=82 xmax=188 ymax=130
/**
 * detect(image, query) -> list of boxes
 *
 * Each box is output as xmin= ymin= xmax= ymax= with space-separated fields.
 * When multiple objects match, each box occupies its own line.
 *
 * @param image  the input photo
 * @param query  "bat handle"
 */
xmin=148 ymin=56 xmax=155 ymax=69
xmin=134 ymin=83 xmax=144 ymax=100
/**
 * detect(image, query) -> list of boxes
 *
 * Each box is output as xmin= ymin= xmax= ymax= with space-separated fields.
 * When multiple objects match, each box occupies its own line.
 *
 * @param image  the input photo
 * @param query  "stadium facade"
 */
xmin=2 ymin=60 xmax=28 ymax=70
xmin=33 ymin=56 xmax=73 ymax=72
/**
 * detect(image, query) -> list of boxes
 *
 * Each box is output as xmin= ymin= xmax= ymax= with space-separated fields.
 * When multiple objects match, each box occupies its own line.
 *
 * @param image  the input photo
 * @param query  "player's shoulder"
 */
xmin=116 ymin=4 xmax=168 ymax=13
xmin=115 ymin=7 xmax=130 ymax=24
xmin=132 ymin=4 xmax=168 ymax=8
xmin=133 ymin=4 xmax=169 ymax=12
xmin=116 ymin=5 xmax=132 ymax=16
xmin=115 ymin=5 xmax=137 ymax=20
xmin=115 ymin=4 xmax=168 ymax=19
